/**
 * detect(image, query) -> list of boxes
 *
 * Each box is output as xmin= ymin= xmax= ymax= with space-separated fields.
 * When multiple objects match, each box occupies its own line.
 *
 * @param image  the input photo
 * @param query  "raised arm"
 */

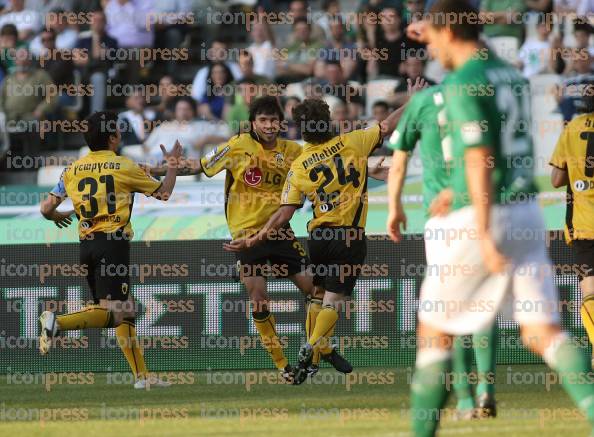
xmin=152 ymin=141 xmax=183 ymax=201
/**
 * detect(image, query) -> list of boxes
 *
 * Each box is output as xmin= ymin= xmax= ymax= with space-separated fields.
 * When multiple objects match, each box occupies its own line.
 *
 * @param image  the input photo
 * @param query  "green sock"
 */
xmin=473 ymin=324 xmax=497 ymax=397
xmin=452 ymin=335 xmax=474 ymax=411
xmin=545 ymin=334 xmax=594 ymax=425
xmin=411 ymin=349 xmax=451 ymax=437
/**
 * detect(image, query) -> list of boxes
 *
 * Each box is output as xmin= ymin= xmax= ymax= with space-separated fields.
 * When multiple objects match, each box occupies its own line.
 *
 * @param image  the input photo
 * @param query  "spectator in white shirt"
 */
xmin=0 ymin=0 xmax=41 ymax=40
xmin=191 ymin=38 xmax=242 ymax=102
xmin=517 ymin=15 xmax=553 ymax=78
xmin=29 ymin=8 xmax=78 ymax=56
xmin=145 ymin=96 xmax=230 ymax=160
xmin=247 ymin=21 xmax=276 ymax=79
xmin=105 ymin=0 xmax=154 ymax=48
xmin=118 ymin=89 xmax=156 ymax=146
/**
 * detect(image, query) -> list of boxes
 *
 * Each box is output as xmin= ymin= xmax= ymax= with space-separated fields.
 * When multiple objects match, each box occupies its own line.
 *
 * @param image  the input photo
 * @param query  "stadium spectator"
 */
xmin=276 ymin=17 xmax=322 ymax=84
xmin=197 ymin=62 xmax=233 ymax=121
xmin=281 ymin=0 xmax=324 ymax=46
xmin=402 ymin=0 xmax=425 ymax=23
xmin=73 ymin=9 xmax=118 ymax=114
xmin=225 ymin=79 xmax=257 ymax=134
xmin=105 ymin=0 xmax=154 ymax=48
xmin=321 ymin=18 xmax=357 ymax=80
xmin=190 ymin=38 xmax=242 ymax=103
xmin=556 ymin=48 xmax=594 ymax=121
xmin=37 ymin=28 xmax=75 ymax=107
xmin=554 ymin=0 xmax=594 ymax=14
xmin=0 ymin=23 xmax=25 ymax=76
xmin=480 ymin=0 xmax=526 ymax=45
xmin=29 ymin=8 xmax=78 ymax=56
xmin=0 ymin=47 xmax=57 ymax=122
xmin=316 ymin=0 xmax=342 ymax=39
xmin=370 ymin=100 xmax=391 ymax=155
xmin=281 ymin=95 xmax=301 ymax=140
xmin=322 ymin=59 xmax=361 ymax=105
xmin=369 ymin=7 xmax=422 ymax=78
xmin=118 ymin=89 xmax=156 ymax=146
xmin=573 ymin=18 xmax=594 ymax=57
xmin=151 ymin=0 xmax=192 ymax=75
xmin=525 ymin=0 xmax=553 ymax=13
xmin=246 ymin=20 xmax=276 ymax=79
xmin=145 ymin=96 xmax=230 ymax=160
xmin=25 ymin=0 xmax=73 ymax=20
xmin=237 ymin=50 xmax=269 ymax=86
xmin=517 ymin=14 xmax=553 ymax=78
xmin=0 ymin=0 xmax=42 ymax=41
xmin=388 ymin=56 xmax=434 ymax=107
xmin=150 ymin=74 xmax=177 ymax=121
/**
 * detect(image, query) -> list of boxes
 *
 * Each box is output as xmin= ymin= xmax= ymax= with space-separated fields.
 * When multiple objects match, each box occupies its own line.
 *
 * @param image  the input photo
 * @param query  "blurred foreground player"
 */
xmin=406 ymin=1 xmax=594 ymax=435
xmin=39 ymin=111 xmax=182 ymax=389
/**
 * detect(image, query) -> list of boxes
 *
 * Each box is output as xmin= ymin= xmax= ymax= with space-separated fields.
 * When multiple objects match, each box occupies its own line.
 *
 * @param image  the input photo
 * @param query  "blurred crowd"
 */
xmin=0 ymin=0 xmax=592 ymax=170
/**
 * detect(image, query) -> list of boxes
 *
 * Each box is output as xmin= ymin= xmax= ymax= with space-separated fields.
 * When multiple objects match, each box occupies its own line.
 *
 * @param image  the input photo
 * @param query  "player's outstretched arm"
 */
xmin=368 ymin=157 xmax=388 ymax=181
xmin=40 ymin=194 xmax=74 ymax=228
xmin=550 ymin=166 xmax=569 ymax=188
xmin=142 ymin=158 xmax=203 ymax=177
xmin=386 ymin=150 xmax=409 ymax=242
xmin=223 ymin=205 xmax=298 ymax=252
xmin=152 ymin=141 xmax=183 ymax=201
xmin=380 ymin=78 xmax=427 ymax=137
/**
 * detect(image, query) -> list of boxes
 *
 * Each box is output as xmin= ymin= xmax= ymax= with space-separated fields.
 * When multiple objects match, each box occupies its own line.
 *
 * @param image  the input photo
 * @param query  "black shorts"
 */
xmin=80 ymin=231 xmax=131 ymax=303
xmin=236 ymin=228 xmax=307 ymax=278
xmin=307 ymin=227 xmax=367 ymax=295
xmin=572 ymin=239 xmax=594 ymax=280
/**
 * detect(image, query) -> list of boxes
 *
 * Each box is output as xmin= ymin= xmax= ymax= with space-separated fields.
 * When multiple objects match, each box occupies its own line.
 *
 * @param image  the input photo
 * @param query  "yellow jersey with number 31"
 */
xmin=50 ymin=150 xmax=162 ymax=239
xmin=550 ymin=113 xmax=594 ymax=243
xmin=281 ymin=125 xmax=382 ymax=232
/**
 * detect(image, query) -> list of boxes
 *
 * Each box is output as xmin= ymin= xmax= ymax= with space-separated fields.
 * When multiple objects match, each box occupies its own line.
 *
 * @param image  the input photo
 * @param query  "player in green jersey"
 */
xmin=386 ymin=84 xmax=498 ymax=419
xmin=404 ymin=1 xmax=594 ymax=436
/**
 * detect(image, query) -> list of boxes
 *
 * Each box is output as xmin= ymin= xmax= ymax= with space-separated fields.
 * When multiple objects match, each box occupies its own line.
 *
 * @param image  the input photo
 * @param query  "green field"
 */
xmin=0 ymin=365 xmax=589 ymax=436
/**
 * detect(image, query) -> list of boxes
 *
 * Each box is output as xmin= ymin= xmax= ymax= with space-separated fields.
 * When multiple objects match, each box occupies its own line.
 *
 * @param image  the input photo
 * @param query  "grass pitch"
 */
xmin=0 ymin=365 xmax=589 ymax=436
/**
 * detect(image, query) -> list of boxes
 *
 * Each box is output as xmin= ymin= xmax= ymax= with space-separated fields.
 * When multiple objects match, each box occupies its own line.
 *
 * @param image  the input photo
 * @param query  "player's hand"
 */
xmin=406 ymin=20 xmax=428 ymax=44
xmin=387 ymin=203 xmax=407 ymax=243
xmin=160 ymin=140 xmax=184 ymax=168
xmin=53 ymin=210 xmax=74 ymax=228
xmin=429 ymin=188 xmax=453 ymax=217
xmin=480 ymin=235 xmax=508 ymax=274
xmin=369 ymin=157 xmax=388 ymax=181
xmin=407 ymin=77 xmax=428 ymax=96
xmin=223 ymin=238 xmax=251 ymax=252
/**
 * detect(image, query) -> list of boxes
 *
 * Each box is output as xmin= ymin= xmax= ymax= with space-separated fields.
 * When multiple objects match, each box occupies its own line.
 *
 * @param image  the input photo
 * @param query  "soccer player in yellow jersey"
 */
xmin=550 ymin=84 xmax=594 ymax=366
xmin=148 ymin=96 xmax=361 ymax=380
xmin=225 ymin=97 xmax=406 ymax=383
xmin=38 ymin=111 xmax=182 ymax=389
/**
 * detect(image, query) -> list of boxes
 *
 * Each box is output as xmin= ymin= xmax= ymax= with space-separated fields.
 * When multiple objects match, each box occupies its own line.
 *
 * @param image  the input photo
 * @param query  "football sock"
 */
xmin=543 ymin=332 xmax=594 ymax=425
xmin=580 ymin=294 xmax=594 ymax=356
xmin=56 ymin=306 xmax=114 ymax=330
xmin=306 ymin=297 xmax=323 ymax=365
xmin=253 ymin=310 xmax=288 ymax=370
xmin=474 ymin=324 xmax=497 ymax=397
xmin=116 ymin=318 xmax=147 ymax=380
xmin=451 ymin=335 xmax=474 ymax=411
xmin=308 ymin=306 xmax=338 ymax=353
xmin=411 ymin=348 xmax=451 ymax=437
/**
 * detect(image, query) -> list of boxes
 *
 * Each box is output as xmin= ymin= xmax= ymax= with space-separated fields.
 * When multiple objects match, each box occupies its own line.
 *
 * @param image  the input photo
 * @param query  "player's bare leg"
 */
xmin=579 ymin=277 xmax=594 ymax=367
xmin=290 ymin=273 xmax=352 ymax=378
xmin=521 ymin=323 xmax=594 ymax=427
xmin=242 ymin=275 xmax=293 ymax=381
xmin=411 ymin=322 xmax=453 ymax=437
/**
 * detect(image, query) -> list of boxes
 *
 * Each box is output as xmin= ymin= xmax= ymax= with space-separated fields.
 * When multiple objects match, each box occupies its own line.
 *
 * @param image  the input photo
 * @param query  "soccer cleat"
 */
xmin=453 ymin=409 xmax=476 ymax=421
xmin=38 ymin=311 xmax=58 ymax=355
xmin=475 ymin=393 xmax=497 ymax=418
xmin=280 ymin=364 xmax=296 ymax=384
xmin=321 ymin=347 xmax=353 ymax=374
xmin=292 ymin=343 xmax=314 ymax=385
xmin=134 ymin=376 xmax=172 ymax=389
xmin=306 ymin=364 xmax=319 ymax=377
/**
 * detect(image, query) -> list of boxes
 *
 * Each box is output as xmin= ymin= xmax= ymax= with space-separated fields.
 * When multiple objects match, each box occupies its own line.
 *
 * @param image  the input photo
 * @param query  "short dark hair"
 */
xmin=175 ymin=96 xmax=196 ymax=113
xmin=84 ymin=111 xmax=119 ymax=151
xmin=249 ymin=96 xmax=284 ymax=122
xmin=293 ymin=16 xmax=310 ymax=27
xmin=0 ymin=23 xmax=17 ymax=37
xmin=292 ymin=99 xmax=334 ymax=144
xmin=372 ymin=100 xmax=389 ymax=111
xmin=574 ymin=17 xmax=594 ymax=34
xmin=427 ymin=0 xmax=481 ymax=41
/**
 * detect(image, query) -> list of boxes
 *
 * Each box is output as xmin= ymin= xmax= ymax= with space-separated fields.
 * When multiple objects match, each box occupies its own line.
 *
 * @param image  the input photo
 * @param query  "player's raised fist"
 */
xmin=160 ymin=140 xmax=184 ymax=168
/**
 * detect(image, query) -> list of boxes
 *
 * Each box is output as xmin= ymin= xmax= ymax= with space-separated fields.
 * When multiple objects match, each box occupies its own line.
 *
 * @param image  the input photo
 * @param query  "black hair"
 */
xmin=574 ymin=18 xmax=594 ymax=35
xmin=372 ymin=100 xmax=389 ymax=111
xmin=175 ymin=96 xmax=196 ymax=114
xmin=427 ymin=0 xmax=481 ymax=41
xmin=293 ymin=16 xmax=310 ymax=27
xmin=83 ymin=111 xmax=119 ymax=151
xmin=249 ymin=96 xmax=284 ymax=122
xmin=0 ymin=23 xmax=17 ymax=37
xmin=292 ymin=99 xmax=334 ymax=144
